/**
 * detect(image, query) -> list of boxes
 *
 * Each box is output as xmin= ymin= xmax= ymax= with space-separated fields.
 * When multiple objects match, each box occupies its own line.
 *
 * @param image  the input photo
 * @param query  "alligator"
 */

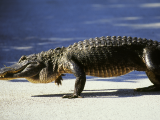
xmin=0 ymin=36 xmax=160 ymax=98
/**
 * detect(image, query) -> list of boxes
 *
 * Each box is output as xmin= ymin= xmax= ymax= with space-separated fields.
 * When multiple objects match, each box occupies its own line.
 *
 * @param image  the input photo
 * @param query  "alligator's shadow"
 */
xmin=32 ymin=89 xmax=160 ymax=98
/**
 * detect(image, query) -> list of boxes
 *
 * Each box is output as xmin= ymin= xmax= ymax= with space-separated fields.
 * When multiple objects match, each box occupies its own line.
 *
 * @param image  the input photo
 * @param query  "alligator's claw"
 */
xmin=62 ymin=94 xmax=83 ymax=99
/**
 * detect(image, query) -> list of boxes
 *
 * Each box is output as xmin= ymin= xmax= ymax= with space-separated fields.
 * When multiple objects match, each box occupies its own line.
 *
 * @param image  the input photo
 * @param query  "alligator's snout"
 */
xmin=0 ymin=62 xmax=28 ymax=80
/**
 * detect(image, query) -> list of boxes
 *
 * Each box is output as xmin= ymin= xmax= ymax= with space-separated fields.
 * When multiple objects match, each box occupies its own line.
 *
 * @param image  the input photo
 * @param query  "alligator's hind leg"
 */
xmin=135 ymin=47 xmax=160 ymax=92
xmin=62 ymin=60 xmax=86 ymax=98
xmin=136 ymin=71 xmax=160 ymax=91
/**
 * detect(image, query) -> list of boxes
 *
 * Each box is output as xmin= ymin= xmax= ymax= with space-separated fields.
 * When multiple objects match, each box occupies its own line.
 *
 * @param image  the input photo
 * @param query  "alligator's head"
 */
xmin=0 ymin=54 xmax=44 ymax=80
xmin=0 ymin=53 xmax=59 ymax=83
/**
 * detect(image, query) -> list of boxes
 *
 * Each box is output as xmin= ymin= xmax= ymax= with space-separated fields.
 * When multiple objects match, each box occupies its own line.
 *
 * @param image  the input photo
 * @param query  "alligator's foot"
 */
xmin=62 ymin=94 xmax=83 ymax=99
xmin=135 ymin=85 xmax=160 ymax=92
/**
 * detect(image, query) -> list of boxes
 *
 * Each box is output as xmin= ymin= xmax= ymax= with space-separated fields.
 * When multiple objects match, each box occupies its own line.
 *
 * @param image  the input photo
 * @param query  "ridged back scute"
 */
xmin=67 ymin=36 xmax=159 ymax=51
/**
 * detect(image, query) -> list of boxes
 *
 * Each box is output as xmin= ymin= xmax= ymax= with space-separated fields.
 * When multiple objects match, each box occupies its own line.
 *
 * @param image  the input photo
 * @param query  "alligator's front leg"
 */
xmin=62 ymin=59 xmax=86 ymax=98
xmin=135 ymin=47 xmax=160 ymax=92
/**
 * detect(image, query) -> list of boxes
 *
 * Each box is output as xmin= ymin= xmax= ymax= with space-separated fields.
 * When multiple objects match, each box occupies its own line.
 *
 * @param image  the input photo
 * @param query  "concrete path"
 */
xmin=0 ymin=0 xmax=160 ymax=120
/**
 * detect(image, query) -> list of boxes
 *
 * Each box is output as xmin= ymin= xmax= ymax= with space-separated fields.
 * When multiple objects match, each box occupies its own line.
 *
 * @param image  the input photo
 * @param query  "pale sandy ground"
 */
xmin=0 ymin=72 xmax=160 ymax=120
xmin=0 ymin=0 xmax=160 ymax=120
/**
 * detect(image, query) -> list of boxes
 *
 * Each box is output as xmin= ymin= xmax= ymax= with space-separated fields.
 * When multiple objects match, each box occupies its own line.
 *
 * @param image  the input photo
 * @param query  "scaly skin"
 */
xmin=0 ymin=36 xmax=160 ymax=98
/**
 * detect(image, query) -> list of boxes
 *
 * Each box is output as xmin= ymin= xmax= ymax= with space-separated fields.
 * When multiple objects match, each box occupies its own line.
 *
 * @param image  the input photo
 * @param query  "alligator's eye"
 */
xmin=18 ymin=55 xmax=26 ymax=63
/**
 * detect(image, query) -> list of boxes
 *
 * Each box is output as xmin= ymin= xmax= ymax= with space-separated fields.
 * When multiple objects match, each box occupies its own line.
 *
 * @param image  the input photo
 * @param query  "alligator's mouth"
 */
xmin=0 ymin=63 xmax=28 ymax=80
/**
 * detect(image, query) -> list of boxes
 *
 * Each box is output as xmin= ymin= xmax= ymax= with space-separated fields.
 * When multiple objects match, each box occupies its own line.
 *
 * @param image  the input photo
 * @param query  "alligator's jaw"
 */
xmin=0 ymin=63 xmax=28 ymax=80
